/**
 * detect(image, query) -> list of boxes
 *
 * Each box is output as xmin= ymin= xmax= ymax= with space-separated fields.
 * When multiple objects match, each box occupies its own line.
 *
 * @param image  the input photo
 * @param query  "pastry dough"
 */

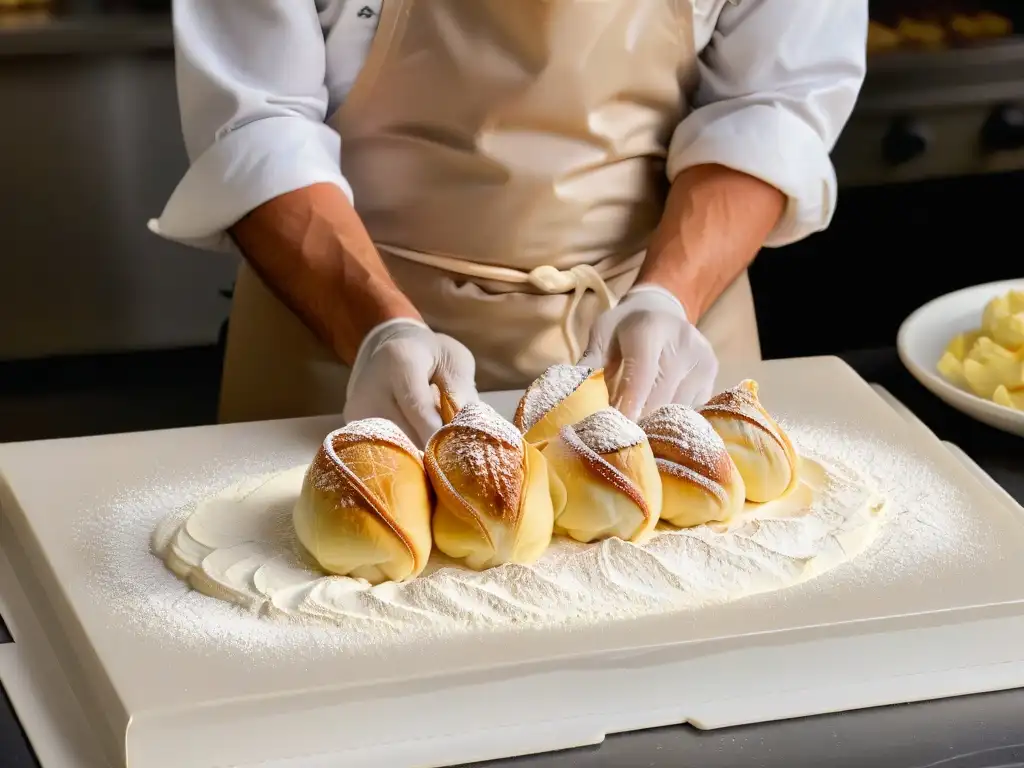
xmin=699 ymin=380 xmax=798 ymax=503
xmin=639 ymin=404 xmax=746 ymax=528
xmin=514 ymin=364 xmax=610 ymax=447
xmin=437 ymin=385 xmax=464 ymax=425
xmin=425 ymin=401 xmax=554 ymax=570
xmin=545 ymin=408 xmax=662 ymax=543
xmin=292 ymin=419 xmax=433 ymax=584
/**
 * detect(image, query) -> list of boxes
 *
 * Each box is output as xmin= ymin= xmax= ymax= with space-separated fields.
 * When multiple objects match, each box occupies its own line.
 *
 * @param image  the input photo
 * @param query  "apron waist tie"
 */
xmin=378 ymin=244 xmax=645 ymax=362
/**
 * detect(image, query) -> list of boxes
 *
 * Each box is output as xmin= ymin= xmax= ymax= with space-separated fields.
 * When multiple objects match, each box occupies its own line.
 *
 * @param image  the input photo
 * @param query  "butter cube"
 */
xmin=993 ymin=385 xmax=1024 ymax=411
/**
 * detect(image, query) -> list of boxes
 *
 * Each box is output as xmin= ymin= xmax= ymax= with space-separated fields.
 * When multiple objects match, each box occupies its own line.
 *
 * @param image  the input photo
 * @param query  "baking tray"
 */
xmin=2 ymin=356 xmax=1024 ymax=768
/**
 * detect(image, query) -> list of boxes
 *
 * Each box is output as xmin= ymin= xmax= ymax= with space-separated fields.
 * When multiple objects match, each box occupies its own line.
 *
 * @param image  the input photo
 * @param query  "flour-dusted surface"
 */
xmin=74 ymin=419 xmax=982 ymax=661
xmin=164 ymin=453 xmax=881 ymax=628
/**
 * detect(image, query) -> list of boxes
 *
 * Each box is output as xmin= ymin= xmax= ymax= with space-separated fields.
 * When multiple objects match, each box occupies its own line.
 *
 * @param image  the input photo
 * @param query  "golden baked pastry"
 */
xmin=896 ymin=17 xmax=947 ymax=49
xmin=937 ymin=289 xmax=1024 ymax=409
xmin=425 ymin=401 xmax=554 ymax=570
xmin=514 ymin=364 xmax=610 ymax=447
xmin=867 ymin=20 xmax=902 ymax=54
xmin=951 ymin=12 xmax=1012 ymax=42
xmin=545 ymin=408 xmax=662 ymax=544
xmin=437 ymin=384 xmax=466 ymax=425
xmin=699 ymin=380 xmax=798 ymax=503
xmin=292 ymin=419 xmax=433 ymax=584
xmin=639 ymin=404 xmax=746 ymax=528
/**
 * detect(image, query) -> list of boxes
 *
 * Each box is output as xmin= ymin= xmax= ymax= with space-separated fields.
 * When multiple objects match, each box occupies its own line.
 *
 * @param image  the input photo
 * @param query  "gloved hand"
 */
xmin=343 ymin=319 xmax=479 ymax=447
xmin=579 ymin=285 xmax=718 ymax=421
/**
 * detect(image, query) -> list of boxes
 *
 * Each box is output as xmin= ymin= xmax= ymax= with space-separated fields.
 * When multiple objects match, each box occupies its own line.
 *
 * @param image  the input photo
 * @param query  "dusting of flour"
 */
xmin=516 ymin=365 xmax=593 ymax=432
xmin=75 ymin=419 xmax=978 ymax=661
xmin=572 ymin=408 xmax=646 ymax=454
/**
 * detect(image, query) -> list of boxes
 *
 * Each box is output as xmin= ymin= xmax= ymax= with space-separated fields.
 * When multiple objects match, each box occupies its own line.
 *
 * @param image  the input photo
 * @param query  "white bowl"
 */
xmin=897 ymin=278 xmax=1024 ymax=438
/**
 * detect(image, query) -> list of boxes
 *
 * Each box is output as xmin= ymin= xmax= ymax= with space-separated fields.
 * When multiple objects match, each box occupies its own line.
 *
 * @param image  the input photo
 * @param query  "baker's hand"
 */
xmin=344 ymin=320 xmax=478 ymax=446
xmin=580 ymin=285 xmax=718 ymax=420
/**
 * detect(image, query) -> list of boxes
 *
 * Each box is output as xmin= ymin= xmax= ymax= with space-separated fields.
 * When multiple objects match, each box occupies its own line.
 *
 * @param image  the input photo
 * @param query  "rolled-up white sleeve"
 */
xmin=668 ymin=0 xmax=867 ymax=247
xmin=149 ymin=0 xmax=351 ymax=253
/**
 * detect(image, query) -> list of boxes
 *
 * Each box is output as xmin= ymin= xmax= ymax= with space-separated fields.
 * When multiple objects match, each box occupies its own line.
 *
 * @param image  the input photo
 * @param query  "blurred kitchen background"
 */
xmin=0 ymin=0 xmax=1022 ymax=441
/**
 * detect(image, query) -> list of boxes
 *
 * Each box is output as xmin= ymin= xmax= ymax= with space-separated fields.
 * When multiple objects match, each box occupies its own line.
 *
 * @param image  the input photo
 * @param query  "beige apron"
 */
xmin=219 ymin=0 xmax=761 ymax=424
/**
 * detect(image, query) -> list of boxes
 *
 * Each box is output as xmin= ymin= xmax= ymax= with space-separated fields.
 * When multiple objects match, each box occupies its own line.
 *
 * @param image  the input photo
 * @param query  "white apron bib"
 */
xmin=219 ymin=0 xmax=761 ymax=424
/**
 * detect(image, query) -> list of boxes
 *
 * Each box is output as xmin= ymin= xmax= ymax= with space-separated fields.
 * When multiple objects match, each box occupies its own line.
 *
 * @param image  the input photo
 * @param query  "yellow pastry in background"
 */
xmin=937 ymin=288 xmax=1024 ymax=410
xmin=867 ymin=20 xmax=902 ymax=54
xmin=514 ymin=364 xmax=610 ymax=447
xmin=994 ymin=386 xmax=1024 ymax=411
xmin=699 ymin=380 xmax=798 ymax=504
xmin=963 ymin=338 xmax=1024 ymax=399
xmin=982 ymin=290 xmax=1024 ymax=351
xmin=292 ymin=419 xmax=433 ymax=584
xmin=426 ymin=401 xmax=554 ymax=570
xmin=639 ymin=405 xmax=746 ymax=528
xmin=545 ymin=408 xmax=662 ymax=544
xmin=976 ymin=12 xmax=1013 ymax=38
xmin=937 ymin=330 xmax=987 ymax=389
xmin=896 ymin=18 xmax=947 ymax=49
xmin=951 ymin=12 xmax=1013 ymax=41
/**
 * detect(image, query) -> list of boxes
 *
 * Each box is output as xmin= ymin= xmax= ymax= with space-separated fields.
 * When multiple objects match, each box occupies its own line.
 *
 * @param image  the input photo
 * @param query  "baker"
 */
xmin=151 ymin=0 xmax=866 ymax=446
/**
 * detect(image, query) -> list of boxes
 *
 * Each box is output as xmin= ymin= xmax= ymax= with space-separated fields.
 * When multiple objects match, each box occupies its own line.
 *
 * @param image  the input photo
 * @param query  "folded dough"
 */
xmin=514 ymin=364 xmax=610 ymax=447
xmin=698 ymin=380 xmax=798 ymax=503
xmin=639 ymin=404 xmax=746 ymax=528
xmin=425 ymin=401 xmax=554 ymax=570
xmin=292 ymin=419 xmax=433 ymax=584
xmin=545 ymin=408 xmax=662 ymax=543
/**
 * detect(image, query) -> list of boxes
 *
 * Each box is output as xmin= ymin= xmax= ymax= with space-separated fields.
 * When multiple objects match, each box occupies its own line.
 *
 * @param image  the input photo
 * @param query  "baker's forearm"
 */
xmin=230 ymin=183 xmax=420 ymax=364
xmin=639 ymin=164 xmax=785 ymax=322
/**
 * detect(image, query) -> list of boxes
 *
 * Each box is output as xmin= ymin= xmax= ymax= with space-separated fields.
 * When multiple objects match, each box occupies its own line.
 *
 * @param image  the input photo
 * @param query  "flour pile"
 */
xmin=76 ymin=420 xmax=977 ymax=659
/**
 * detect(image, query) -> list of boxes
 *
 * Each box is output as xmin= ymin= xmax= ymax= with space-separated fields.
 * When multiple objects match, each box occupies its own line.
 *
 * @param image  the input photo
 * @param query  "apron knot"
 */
xmin=527 ymin=264 xmax=619 ymax=311
xmin=378 ymin=243 xmax=641 ymax=367
xmin=526 ymin=264 xmax=575 ymax=293
xmin=527 ymin=264 xmax=620 ymax=363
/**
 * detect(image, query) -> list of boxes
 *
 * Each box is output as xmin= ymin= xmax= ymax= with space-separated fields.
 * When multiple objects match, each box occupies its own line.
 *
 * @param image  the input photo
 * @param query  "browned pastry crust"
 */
xmin=307 ymin=421 xmax=431 ymax=575
xmin=513 ymin=365 xmax=609 ymax=446
xmin=699 ymin=380 xmax=797 ymax=468
xmin=425 ymin=418 xmax=527 ymax=546
xmin=558 ymin=424 xmax=652 ymax=525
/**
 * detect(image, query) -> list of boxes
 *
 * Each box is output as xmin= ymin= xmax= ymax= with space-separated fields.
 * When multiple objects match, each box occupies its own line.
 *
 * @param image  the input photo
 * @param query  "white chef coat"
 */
xmin=151 ymin=0 xmax=867 ymax=253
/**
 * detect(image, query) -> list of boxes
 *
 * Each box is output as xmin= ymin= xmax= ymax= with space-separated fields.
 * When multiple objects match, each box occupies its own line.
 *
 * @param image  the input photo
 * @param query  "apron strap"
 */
xmin=379 ymin=244 xmax=643 ymax=362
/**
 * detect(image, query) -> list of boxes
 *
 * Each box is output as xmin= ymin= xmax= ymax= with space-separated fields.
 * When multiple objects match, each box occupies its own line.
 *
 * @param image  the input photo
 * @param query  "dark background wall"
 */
xmin=752 ymin=171 xmax=1022 ymax=359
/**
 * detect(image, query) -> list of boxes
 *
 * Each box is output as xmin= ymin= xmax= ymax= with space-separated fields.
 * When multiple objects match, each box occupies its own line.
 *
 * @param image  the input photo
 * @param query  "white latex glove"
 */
xmin=579 ymin=285 xmax=718 ymax=420
xmin=344 ymin=319 xmax=478 ymax=447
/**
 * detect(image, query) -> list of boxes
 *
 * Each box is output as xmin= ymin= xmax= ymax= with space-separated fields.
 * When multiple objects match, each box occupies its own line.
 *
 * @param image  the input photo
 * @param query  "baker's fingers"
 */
xmin=394 ymin=380 xmax=443 ymax=447
xmin=610 ymin=325 xmax=661 ymax=422
xmin=673 ymin=353 xmax=718 ymax=408
xmin=577 ymin=346 xmax=603 ymax=369
xmin=432 ymin=335 xmax=480 ymax=417
xmin=579 ymin=313 xmax=617 ymax=367
xmin=643 ymin=359 xmax=684 ymax=417
xmin=389 ymin=347 xmax=446 ymax=446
